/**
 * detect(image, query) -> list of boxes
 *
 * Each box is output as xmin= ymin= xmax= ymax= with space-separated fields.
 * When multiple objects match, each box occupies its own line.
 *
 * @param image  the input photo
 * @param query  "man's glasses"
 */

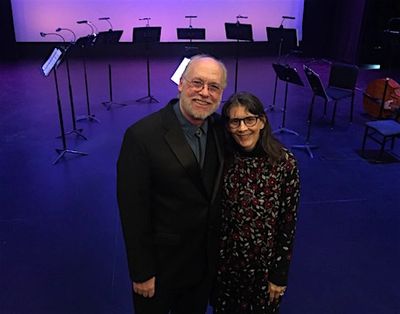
xmin=183 ymin=77 xmax=223 ymax=95
xmin=228 ymin=116 xmax=260 ymax=128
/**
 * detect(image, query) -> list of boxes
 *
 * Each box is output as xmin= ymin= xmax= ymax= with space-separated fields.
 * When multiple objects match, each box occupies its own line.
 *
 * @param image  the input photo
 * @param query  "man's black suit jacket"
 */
xmin=117 ymin=99 xmax=224 ymax=290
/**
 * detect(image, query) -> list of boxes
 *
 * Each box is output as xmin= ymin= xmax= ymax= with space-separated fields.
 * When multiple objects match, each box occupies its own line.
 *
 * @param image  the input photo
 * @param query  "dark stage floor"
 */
xmin=0 ymin=55 xmax=399 ymax=314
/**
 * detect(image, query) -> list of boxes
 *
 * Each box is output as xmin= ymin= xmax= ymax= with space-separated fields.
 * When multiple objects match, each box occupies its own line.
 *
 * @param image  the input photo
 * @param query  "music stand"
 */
xmin=41 ymin=31 xmax=87 ymax=140
xmin=41 ymin=47 xmax=88 ymax=164
xmin=75 ymin=35 xmax=100 ymax=123
xmin=94 ymin=30 xmax=126 ymax=110
xmin=59 ymin=43 xmax=87 ymax=140
xmin=272 ymin=63 xmax=303 ymax=136
xmin=291 ymin=65 xmax=322 ymax=158
xmin=225 ymin=22 xmax=253 ymax=93
xmin=266 ymin=27 xmax=298 ymax=111
xmin=133 ymin=26 xmax=161 ymax=103
xmin=177 ymin=28 xmax=205 ymax=41
xmin=177 ymin=28 xmax=206 ymax=57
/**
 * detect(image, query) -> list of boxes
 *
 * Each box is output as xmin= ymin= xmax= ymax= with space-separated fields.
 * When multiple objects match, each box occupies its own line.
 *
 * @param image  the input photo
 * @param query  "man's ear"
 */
xmin=178 ymin=78 xmax=184 ymax=93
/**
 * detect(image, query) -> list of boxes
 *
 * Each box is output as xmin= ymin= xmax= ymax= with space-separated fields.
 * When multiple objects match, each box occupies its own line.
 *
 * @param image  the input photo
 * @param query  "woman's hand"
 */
xmin=267 ymin=281 xmax=286 ymax=303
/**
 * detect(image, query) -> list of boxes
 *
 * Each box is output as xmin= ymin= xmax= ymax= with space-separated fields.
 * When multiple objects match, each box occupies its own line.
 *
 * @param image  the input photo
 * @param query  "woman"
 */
xmin=213 ymin=92 xmax=300 ymax=313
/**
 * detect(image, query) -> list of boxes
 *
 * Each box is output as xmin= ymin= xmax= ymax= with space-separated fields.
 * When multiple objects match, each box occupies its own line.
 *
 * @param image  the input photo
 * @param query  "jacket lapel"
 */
xmin=162 ymin=101 xmax=208 ymax=197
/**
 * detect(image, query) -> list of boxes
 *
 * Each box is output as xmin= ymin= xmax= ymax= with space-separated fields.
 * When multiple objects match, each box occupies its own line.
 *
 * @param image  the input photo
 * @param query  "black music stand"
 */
xmin=41 ymin=47 xmax=88 ymax=164
xmin=57 ymin=43 xmax=87 ymax=140
xmin=177 ymin=28 xmax=205 ymax=41
xmin=291 ymin=65 xmax=321 ymax=158
xmin=177 ymin=28 xmax=206 ymax=57
xmin=95 ymin=30 xmax=126 ymax=110
xmin=266 ymin=27 xmax=298 ymax=111
xmin=75 ymin=35 xmax=100 ymax=123
xmin=272 ymin=63 xmax=303 ymax=136
xmin=225 ymin=22 xmax=253 ymax=93
xmin=133 ymin=26 xmax=161 ymax=103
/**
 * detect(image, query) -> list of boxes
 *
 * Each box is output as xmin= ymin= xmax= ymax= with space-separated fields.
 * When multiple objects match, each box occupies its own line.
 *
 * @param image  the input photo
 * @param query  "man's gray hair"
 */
xmin=181 ymin=54 xmax=227 ymax=88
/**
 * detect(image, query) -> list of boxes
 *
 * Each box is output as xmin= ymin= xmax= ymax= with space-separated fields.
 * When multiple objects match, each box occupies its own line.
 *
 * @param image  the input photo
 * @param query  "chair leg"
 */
xmin=331 ymin=101 xmax=338 ymax=128
xmin=350 ymin=92 xmax=355 ymax=123
xmin=390 ymin=136 xmax=396 ymax=150
xmin=305 ymin=96 xmax=315 ymax=143
xmin=361 ymin=126 xmax=369 ymax=157
xmin=379 ymin=137 xmax=387 ymax=159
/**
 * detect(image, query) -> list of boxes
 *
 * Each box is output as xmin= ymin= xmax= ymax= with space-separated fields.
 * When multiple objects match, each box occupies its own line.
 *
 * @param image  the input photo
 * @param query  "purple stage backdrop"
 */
xmin=11 ymin=0 xmax=304 ymax=42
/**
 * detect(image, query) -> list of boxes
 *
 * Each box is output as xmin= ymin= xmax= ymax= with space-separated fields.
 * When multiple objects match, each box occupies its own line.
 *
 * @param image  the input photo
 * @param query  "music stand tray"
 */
xmin=95 ymin=30 xmax=123 ymax=45
xmin=177 ymin=28 xmax=206 ymax=40
xmin=272 ymin=63 xmax=303 ymax=136
xmin=272 ymin=63 xmax=304 ymax=87
xmin=42 ymin=47 xmax=64 ymax=77
xmin=133 ymin=27 xmax=161 ymax=44
xmin=225 ymin=23 xmax=254 ymax=41
xmin=303 ymin=65 xmax=329 ymax=99
xmin=75 ymin=35 xmax=96 ymax=49
xmin=266 ymin=27 xmax=298 ymax=56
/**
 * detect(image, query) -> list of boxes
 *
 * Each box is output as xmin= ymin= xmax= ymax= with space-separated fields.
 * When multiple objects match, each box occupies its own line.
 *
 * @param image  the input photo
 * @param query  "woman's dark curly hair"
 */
xmin=222 ymin=92 xmax=284 ymax=163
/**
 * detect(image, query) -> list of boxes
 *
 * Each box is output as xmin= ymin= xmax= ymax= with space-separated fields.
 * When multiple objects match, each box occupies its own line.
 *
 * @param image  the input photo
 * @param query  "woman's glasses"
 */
xmin=228 ymin=116 xmax=260 ymax=128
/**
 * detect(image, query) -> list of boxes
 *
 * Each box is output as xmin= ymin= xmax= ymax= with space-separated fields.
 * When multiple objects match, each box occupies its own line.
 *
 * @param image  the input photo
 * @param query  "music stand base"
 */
xmin=57 ymin=129 xmax=87 ymax=140
xmin=136 ymin=95 xmax=159 ymax=104
xmin=292 ymin=144 xmax=318 ymax=158
xmin=273 ymin=127 xmax=299 ymax=136
xmin=53 ymin=148 xmax=88 ymax=165
xmin=76 ymin=114 xmax=101 ymax=123
xmin=102 ymin=101 xmax=128 ymax=111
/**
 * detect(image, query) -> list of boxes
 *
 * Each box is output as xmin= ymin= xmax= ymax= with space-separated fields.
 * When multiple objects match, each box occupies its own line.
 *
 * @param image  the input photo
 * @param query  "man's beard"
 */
xmin=185 ymin=99 xmax=220 ymax=120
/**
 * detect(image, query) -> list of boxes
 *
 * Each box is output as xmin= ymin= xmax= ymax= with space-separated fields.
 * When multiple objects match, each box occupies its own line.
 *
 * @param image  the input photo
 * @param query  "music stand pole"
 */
xmin=52 ymin=68 xmax=88 ymax=164
xmin=63 ymin=55 xmax=87 ymax=139
xmin=145 ymin=50 xmax=152 ymax=99
xmin=136 ymin=43 xmax=159 ymax=103
xmin=234 ymin=39 xmax=239 ymax=93
xmin=292 ymin=94 xmax=318 ymax=158
xmin=267 ymin=34 xmax=284 ymax=112
xmin=76 ymin=54 xmax=100 ymax=122
xmin=273 ymin=81 xmax=299 ymax=136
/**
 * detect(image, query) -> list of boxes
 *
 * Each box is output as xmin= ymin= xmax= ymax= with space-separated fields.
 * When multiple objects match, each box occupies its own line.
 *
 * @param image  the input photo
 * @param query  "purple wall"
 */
xmin=11 ymin=0 xmax=304 ymax=42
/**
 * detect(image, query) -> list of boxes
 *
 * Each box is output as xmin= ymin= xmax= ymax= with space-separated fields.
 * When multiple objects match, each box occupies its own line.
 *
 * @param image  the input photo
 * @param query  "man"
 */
xmin=117 ymin=55 xmax=227 ymax=314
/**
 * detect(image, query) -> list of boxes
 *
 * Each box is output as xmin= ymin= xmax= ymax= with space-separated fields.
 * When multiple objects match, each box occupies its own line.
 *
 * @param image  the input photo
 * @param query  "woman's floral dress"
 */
xmin=213 ymin=147 xmax=300 ymax=314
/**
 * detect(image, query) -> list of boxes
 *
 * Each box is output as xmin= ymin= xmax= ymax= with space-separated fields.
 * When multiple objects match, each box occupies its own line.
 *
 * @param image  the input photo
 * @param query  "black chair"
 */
xmin=361 ymin=78 xmax=400 ymax=161
xmin=325 ymin=62 xmax=359 ymax=126
xmin=302 ymin=63 xmax=358 ymax=128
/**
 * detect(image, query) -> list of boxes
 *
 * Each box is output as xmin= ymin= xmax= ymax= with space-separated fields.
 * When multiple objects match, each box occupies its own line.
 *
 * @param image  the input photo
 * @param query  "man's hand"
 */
xmin=133 ymin=277 xmax=156 ymax=298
